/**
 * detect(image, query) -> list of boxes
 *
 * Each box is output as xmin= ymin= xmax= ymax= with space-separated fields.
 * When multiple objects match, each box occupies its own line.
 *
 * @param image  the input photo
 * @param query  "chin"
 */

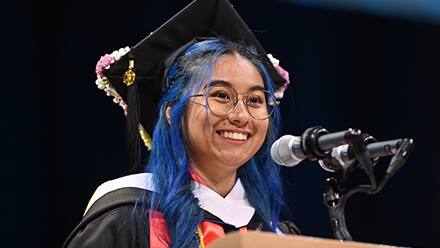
xmin=218 ymin=152 xmax=253 ymax=168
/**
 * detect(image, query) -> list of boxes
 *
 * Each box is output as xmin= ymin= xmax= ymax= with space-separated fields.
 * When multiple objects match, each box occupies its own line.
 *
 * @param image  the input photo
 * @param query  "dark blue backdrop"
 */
xmin=19 ymin=0 xmax=440 ymax=247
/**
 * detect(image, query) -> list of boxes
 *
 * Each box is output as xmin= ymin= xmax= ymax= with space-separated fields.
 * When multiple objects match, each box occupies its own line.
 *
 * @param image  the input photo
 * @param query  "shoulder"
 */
xmin=63 ymin=174 xmax=155 ymax=248
xmin=66 ymin=203 xmax=148 ymax=248
xmin=83 ymin=173 xmax=155 ymax=214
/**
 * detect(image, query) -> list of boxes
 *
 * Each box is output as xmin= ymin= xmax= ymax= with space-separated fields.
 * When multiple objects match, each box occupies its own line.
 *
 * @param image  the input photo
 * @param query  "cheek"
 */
xmin=255 ymin=121 xmax=269 ymax=147
xmin=185 ymin=106 xmax=212 ymax=148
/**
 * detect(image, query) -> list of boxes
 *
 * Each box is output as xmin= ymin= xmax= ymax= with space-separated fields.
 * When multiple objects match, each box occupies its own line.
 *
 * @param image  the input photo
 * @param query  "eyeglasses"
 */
xmin=190 ymin=85 xmax=277 ymax=120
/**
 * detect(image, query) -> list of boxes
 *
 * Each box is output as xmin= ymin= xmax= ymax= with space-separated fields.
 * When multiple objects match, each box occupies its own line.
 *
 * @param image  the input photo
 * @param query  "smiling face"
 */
xmin=185 ymin=53 xmax=269 ymax=174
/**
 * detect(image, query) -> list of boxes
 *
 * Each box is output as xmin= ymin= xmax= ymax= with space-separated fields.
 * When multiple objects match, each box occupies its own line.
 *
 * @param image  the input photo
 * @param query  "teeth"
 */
xmin=220 ymin=131 xmax=248 ymax=141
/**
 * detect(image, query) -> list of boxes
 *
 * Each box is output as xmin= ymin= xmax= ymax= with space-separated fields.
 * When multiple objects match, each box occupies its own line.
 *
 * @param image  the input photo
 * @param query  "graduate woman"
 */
xmin=63 ymin=0 xmax=299 ymax=247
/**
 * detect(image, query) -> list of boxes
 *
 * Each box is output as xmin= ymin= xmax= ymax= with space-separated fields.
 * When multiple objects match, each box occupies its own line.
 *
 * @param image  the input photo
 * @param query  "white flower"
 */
xmin=274 ymin=90 xmax=284 ymax=100
xmin=267 ymin=53 xmax=279 ymax=66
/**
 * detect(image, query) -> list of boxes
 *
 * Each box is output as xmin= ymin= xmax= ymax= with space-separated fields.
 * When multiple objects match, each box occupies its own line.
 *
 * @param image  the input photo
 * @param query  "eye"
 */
xmin=213 ymin=91 xmax=230 ymax=99
xmin=247 ymin=95 xmax=265 ymax=107
xmin=209 ymin=89 xmax=233 ymax=103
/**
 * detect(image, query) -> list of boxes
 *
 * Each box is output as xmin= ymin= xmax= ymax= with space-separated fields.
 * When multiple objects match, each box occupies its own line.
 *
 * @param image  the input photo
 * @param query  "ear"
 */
xmin=165 ymin=105 xmax=172 ymax=124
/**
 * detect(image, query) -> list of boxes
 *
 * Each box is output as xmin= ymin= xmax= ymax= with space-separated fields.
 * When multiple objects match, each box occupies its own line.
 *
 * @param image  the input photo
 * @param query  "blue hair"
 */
xmin=139 ymin=38 xmax=284 ymax=247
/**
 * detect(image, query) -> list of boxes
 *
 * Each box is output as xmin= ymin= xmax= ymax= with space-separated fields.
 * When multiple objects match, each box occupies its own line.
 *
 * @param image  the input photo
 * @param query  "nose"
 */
xmin=228 ymin=98 xmax=250 ymax=125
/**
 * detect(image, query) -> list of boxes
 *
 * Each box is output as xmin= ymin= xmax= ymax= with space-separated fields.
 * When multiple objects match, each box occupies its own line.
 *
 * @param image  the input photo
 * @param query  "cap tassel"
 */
xmin=125 ymin=58 xmax=142 ymax=173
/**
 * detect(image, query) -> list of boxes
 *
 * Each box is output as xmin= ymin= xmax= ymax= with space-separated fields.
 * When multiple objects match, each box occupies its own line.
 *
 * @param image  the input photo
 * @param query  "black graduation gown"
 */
xmin=63 ymin=188 xmax=301 ymax=248
xmin=63 ymin=188 xmax=149 ymax=248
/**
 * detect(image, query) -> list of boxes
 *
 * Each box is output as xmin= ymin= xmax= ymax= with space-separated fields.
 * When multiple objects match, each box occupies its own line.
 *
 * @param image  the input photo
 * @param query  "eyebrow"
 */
xmin=208 ymin=80 xmax=266 ymax=91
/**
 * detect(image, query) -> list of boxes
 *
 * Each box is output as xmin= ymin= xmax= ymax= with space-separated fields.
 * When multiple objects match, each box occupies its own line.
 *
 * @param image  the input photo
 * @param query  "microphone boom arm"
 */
xmin=323 ymin=138 xmax=415 ymax=241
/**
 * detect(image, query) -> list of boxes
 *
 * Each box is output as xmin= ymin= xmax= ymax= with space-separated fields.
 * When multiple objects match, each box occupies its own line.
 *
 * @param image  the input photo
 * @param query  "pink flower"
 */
xmin=95 ymin=54 xmax=115 ymax=75
xmin=274 ymin=64 xmax=291 ymax=99
xmin=267 ymin=54 xmax=291 ymax=99
xmin=274 ymin=64 xmax=290 ymax=84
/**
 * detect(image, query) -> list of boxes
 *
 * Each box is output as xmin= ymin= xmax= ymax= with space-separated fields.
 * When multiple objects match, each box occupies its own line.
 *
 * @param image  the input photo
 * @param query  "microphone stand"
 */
xmin=323 ymin=177 xmax=352 ymax=240
xmin=323 ymin=137 xmax=415 ymax=241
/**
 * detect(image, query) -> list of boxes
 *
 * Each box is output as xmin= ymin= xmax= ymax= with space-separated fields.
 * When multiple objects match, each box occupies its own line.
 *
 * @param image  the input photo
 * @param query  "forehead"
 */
xmin=209 ymin=54 xmax=264 ymax=91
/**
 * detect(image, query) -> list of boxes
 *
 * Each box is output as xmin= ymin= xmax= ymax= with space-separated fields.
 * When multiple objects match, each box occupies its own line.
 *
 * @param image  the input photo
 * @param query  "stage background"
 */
xmin=14 ymin=0 xmax=440 ymax=247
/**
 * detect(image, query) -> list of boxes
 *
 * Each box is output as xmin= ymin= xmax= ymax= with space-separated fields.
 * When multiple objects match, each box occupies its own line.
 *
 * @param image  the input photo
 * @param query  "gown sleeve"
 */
xmin=67 ymin=205 xmax=150 ymax=248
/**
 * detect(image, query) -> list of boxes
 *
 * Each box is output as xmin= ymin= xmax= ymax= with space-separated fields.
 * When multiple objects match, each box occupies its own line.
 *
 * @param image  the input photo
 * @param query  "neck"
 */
xmin=190 ymin=163 xmax=237 ymax=197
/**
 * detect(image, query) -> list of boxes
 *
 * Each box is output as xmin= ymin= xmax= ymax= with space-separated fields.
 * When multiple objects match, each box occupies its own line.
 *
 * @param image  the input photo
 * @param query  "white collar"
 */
xmin=192 ymin=178 xmax=255 ymax=227
xmin=84 ymin=173 xmax=255 ymax=227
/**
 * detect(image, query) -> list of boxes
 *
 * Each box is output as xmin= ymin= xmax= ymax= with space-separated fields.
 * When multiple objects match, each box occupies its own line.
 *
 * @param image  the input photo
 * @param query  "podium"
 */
xmin=208 ymin=231 xmax=396 ymax=248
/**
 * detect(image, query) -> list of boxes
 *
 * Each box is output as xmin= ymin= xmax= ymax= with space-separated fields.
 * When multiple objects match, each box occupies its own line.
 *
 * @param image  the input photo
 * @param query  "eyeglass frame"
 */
xmin=189 ymin=81 xmax=278 ymax=120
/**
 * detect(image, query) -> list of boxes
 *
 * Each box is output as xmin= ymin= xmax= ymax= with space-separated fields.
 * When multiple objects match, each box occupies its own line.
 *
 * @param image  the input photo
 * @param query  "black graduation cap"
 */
xmin=95 ymin=0 xmax=289 ymax=171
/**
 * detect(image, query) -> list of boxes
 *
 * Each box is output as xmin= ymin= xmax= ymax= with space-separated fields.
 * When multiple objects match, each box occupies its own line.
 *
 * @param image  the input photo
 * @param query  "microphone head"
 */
xmin=270 ymin=135 xmax=303 ymax=167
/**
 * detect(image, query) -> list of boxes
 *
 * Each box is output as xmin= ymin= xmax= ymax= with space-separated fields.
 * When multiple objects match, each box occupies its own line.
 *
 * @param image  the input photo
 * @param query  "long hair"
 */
xmin=139 ymin=38 xmax=283 ymax=247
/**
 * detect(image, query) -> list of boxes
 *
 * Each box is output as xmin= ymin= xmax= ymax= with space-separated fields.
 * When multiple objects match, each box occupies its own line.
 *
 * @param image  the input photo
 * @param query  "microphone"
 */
xmin=270 ymin=135 xmax=303 ymax=167
xmin=271 ymin=132 xmax=408 ymax=170
xmin=319 ymin=138 xmax=407 ymax=172
xmin=270 ymin=127 xmax=360 ymax=167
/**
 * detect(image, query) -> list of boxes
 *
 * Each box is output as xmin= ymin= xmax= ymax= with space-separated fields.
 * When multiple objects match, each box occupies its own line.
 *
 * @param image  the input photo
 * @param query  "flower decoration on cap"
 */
xmin=267 ymin=54 xmax=291 ymax=100
xmin=95 ymin=47 xmax=131 ymax=115
xmin=95 ymin=46 xmax=153 ymax=150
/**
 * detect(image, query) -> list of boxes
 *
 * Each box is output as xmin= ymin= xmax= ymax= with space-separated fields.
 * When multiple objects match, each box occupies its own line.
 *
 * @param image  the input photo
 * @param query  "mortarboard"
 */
xmin=94 ymin=0 xmax=291 ymax=171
